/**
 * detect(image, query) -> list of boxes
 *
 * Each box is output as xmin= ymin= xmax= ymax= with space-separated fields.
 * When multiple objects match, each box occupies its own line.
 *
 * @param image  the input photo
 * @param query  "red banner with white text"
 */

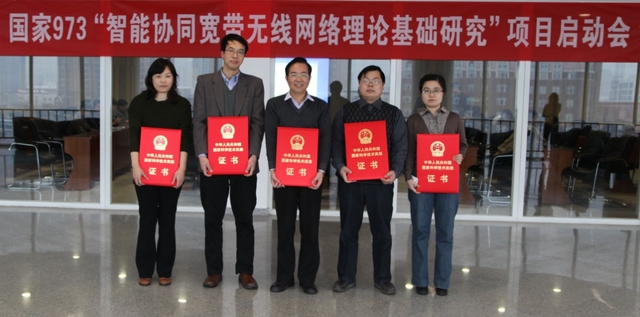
xmin=2 ymin=1 xmax=640 ymax=61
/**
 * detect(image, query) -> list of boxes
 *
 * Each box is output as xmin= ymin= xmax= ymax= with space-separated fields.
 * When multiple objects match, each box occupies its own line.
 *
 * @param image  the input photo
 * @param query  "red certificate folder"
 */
xmin=139 ymin=127 xmax=182 ymax=187
xmin=275 ymin=127 xmax=319 ymax=187
xmin=416 ymin=134 xmax=459 ymax=193
xmin=344 ymin=120 xmax=389 ymax=181
xmin=207 ymin=116 xmax=248 ymax=175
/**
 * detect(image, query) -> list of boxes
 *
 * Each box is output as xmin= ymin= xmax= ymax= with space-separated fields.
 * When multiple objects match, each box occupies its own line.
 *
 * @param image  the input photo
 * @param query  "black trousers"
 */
xmin=135 ymin=184 xmax=182 ymax=278
xmin=336 ymin=178 xmax=394 ymax=285
xmin=273 ymin=186 xmax=322 ymax=285
xmin=200 ymin=173 xmax=257 ymax=275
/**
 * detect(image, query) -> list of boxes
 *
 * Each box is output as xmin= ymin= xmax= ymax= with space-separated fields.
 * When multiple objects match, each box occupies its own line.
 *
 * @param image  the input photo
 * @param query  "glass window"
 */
xmin=539 ymin=71 xmax=548 ymax=80
xmin=1 ymin=57 xmax=100 ymax=202
xmin=588 ymin=63 xmax=636 ymax=126
xmin=0 ymin=57 xmax=29 ymax=141
xmin=539 ymin=86 xmax=547 ymax=94
xmin=525 ymin=62 xmax=637 ymax=219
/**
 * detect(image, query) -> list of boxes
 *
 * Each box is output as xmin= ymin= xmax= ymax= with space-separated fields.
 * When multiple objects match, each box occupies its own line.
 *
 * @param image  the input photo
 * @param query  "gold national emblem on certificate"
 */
xmin=153 ymin=135 xmax=168 ymax=151
xmin=358 ymin=129 xmax=372 ymax=144
xmin=290 ymin=134 xmax=305 ymax=150
xmin=221 ymin=123 xmax=235 ymax=139
xmin=430 ymin=141 xmax=445 ymax=157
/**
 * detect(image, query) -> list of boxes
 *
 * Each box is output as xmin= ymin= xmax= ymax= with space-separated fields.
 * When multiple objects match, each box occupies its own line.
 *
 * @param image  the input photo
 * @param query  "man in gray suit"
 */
xmin=192 ymin=33 xmax=265 ymax=290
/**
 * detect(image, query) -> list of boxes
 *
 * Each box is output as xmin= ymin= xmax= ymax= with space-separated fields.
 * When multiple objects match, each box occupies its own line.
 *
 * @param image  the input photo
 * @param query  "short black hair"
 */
xmin=221 ymin=33 xmax=249 ymax=54
xmin=357 ymin=65 xmax=385 ymax=83
xmin=143 ymin=58 xmax=180 ymax=100
xmin=285 ymin=57 xmax=312 ymax=76
xmin=419 ymin=74 xmax=447 ymax=94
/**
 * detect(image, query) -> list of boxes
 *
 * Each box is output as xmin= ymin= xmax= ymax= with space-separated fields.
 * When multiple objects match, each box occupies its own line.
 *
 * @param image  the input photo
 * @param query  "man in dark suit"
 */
xmin=265 ymin=57 xmax=331 ymax=295
xmin=330 ymin=65 xmax=407 ymax=295
xmin=192 ymin=33 xmax=265 ymax=290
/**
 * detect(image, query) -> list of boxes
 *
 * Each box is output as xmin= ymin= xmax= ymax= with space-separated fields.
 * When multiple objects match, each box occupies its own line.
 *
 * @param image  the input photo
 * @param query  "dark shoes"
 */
xmin=203 ymin=275 xmax=222 ymax=288
xmin=159 ymin=277 xmax=171 ymax=286
xmin=301 ymin=283 xmax=318 ymax=295
xmin=270 ymin=281 xmax=317 ymax=294
xmin=238 ymin=272 xmax=258 ymax=290
xmin=138 ymin=278 xmax=151 ymax=286
xmin=332 ymin=280 xmax=356 ymax=292
xmin=374 ymin=282 xmax=396 ymax=295
xmin=416 ymin=286 xmax=429 ymax=295
xmin=435 ymin=288 xmax=448 ymax=296
xmin=269 ymin=281 xmax=294 ymax=293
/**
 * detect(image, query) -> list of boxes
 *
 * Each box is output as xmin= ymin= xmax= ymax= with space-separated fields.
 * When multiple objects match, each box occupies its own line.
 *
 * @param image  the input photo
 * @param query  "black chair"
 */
xmin=626 ymin=139 xmax=640 ymax=182
xmin=465 ymin=127 xmax=488 ymax=166
xmin=468 ymin=130 xmax=514 ymax=202
xmin=561 ymin=129 xmax=610 ymax=195
xmin=65 ymin=118 xmax=97 ymax=135
xmin=564 ymin=134 xmax=631 ymax=200
xmin=84 ymin=118 xmax=100 ymax=130
xmin=550 ymin=127 xmax=581 ymax=148
xmin=8 ymin=117 xmax=59 ymax=189
xmin=26 ymin=118 xmax=71 ymax=184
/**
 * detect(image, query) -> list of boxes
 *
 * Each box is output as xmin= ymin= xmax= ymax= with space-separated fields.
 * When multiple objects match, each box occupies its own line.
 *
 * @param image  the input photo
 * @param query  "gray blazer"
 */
xmin=192 ymin=69 xmax=265 ymax=174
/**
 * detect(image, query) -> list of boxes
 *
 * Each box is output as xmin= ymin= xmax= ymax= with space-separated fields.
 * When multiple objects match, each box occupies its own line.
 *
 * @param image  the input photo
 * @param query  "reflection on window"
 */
xmin=589 ymin=62 xmax=636 ymax=124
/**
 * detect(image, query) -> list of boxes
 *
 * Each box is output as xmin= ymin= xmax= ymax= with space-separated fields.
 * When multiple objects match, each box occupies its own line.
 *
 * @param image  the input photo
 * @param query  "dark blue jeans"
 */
xmin=408 ymin=190 xmax=458 ymax=289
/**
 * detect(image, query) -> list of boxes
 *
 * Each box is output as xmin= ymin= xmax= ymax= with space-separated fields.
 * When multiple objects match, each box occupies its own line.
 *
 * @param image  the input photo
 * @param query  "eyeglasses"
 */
xmin=361 ymin=78 xmax=382 ymax=86
xmin=288 ymin=73 xmax=309 ymax=79
xmin=422 ymin=89 xmax=443 ymax=95
xmin=225 ymin=48 xmax=245 ymax=56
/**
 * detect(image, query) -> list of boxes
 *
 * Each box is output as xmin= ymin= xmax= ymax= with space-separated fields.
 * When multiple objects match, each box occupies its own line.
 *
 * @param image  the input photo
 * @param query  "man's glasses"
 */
xmin=422 ymin=89 xmax=443 ymax=95
xmin=225 ymin=48 xmax=245 ymax=56
xmin=288 ymin=73 xmax=309 ymax=79
xmin=361 ymin=78 xmax=382 ymax=86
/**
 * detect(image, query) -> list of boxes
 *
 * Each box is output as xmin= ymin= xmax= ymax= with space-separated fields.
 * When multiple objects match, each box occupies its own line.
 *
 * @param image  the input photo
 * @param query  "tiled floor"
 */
xmin=0 ymin=207 xmax=638 ymax=316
